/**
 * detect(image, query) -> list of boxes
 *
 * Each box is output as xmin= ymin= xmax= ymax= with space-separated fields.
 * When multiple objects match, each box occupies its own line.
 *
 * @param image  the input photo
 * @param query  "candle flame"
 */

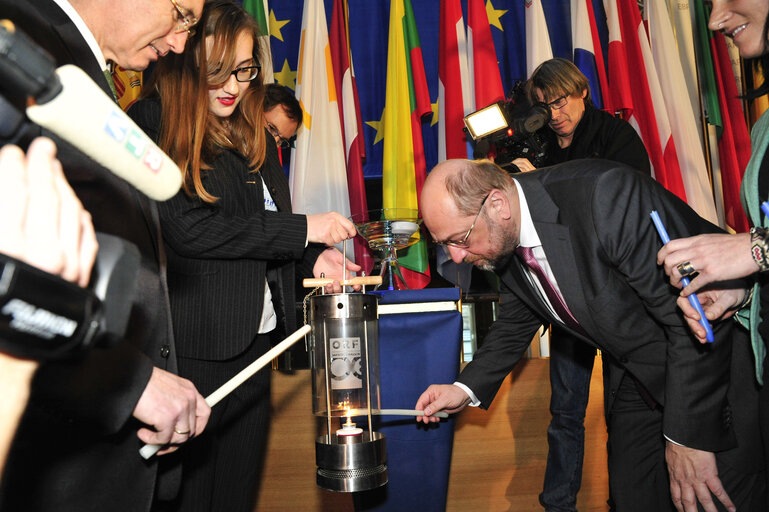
xmin=337 ymin=399 xmax=353 ymax=418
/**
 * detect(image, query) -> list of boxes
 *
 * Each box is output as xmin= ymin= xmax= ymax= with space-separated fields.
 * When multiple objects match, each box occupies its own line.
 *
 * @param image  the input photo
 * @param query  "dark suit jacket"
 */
xmin=128 ymin=98 xmax=323 ymax=360
xmin=0 ymin=1 xmax=177 ymax=510
xmin=458 ymin=159 xmax=738 ymax=453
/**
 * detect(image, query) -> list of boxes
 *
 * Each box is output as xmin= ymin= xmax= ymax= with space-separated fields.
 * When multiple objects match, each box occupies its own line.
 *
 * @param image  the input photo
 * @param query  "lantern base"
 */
xmin=315 ymin=431 xmax=387 ymax=492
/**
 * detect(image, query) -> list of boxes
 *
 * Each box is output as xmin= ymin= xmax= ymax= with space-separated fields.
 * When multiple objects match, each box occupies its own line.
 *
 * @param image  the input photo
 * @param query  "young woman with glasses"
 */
xmin=128 ymin=1 xmax=358 ymax=510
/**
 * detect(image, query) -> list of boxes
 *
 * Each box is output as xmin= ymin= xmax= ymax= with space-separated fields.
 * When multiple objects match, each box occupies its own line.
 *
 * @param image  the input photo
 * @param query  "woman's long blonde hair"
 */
xmin=146 ymin=0 xmax=268 ymax=202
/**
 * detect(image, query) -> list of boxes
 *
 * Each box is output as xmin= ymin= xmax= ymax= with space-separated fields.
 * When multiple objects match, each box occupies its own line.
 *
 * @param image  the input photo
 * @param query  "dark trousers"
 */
xmin=606 ymin=331 xmax=767 ymax=512
xmin=539 ymin=328 xmax=597 ymax=512
xmin=156 ymin=333 xmax=272 ymax=512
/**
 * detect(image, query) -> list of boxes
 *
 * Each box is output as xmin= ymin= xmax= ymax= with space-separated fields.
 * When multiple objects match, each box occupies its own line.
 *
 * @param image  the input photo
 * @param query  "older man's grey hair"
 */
xmin=443 ymin=159 xmax=514 ymax=216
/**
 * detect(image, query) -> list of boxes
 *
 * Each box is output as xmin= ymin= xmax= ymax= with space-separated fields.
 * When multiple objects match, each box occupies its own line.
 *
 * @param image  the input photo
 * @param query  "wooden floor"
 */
xmin=254 ymin=356 xmax=608 ymax=512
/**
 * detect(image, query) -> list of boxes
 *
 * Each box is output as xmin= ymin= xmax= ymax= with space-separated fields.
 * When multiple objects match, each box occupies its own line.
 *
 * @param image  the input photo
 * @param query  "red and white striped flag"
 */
xmin=330 ymin=0 xmax=373 ymax=272
xmin=603 ymin=0 xmax=633 ymax=117
xmin=467 ymin=0 xmax=504 ymax=111
xmin=438 ymin=0 xmax=472 ymax=160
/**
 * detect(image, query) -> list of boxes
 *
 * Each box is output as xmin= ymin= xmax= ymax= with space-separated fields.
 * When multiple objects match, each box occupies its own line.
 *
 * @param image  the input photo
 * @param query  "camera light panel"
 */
xmin=463 ymin=102 xmax=508 ymax=140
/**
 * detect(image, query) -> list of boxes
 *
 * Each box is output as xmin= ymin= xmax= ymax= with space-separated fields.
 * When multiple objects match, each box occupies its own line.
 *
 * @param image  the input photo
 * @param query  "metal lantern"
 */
xmin=308 ymin=291 xmax=387 ymax=492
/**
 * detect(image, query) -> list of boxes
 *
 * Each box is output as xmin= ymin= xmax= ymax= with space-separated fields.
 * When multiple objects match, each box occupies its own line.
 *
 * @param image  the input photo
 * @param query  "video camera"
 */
xmin=0 ymin=234 xmax=140 ymax=361
xmin=463 ymin=81 xmax=551 ymax=173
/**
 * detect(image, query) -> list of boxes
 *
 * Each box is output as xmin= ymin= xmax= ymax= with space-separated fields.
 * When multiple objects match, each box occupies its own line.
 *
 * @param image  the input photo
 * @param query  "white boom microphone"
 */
xmin=25 ymin=65 xmax=182 ymax=201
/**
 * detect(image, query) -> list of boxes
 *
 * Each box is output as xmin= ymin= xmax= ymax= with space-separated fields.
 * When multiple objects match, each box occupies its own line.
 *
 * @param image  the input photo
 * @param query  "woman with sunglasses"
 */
xmin=129 ymin=2 xmax=357 ymax=510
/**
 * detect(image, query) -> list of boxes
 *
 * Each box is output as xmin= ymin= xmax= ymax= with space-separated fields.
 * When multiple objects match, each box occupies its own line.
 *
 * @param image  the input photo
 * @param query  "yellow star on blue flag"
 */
xmin=273 ymin=59 xmax=297 ymax=90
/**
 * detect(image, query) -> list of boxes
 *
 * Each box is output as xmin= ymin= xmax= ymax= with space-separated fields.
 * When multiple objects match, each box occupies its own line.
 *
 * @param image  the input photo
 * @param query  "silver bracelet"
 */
xmin=737 ymin=286 xmax=755 ymax=310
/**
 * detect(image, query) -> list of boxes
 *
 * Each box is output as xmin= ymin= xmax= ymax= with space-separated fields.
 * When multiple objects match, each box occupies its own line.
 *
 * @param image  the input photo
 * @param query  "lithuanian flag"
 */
xmin=382 ymin=0 xmax=431 ymax=289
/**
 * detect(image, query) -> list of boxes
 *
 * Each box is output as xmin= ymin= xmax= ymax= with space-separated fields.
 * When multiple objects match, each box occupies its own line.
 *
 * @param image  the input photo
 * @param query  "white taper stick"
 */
xmin=139 ymin=324 xmax=312 ymax=459
xmin=344 ymin=408 xmax=449 ymax=419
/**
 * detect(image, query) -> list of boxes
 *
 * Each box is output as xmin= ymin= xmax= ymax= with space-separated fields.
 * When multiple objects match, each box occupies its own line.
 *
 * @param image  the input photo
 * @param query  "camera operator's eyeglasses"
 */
xmin=434 ymin=193 xmax=489 ymax=248
xmin=546 ymin=95 xmax=568 ymax=110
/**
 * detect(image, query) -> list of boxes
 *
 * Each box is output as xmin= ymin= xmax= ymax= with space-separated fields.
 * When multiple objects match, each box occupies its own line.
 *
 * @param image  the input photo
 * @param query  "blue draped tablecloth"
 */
xmin=356 ymin=288 xmax=462 ymax=511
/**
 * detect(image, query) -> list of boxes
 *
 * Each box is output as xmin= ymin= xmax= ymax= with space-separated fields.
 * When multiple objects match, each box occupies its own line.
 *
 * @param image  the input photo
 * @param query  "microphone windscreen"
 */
xmin=26 ymin=65 xmax=182 ymax=201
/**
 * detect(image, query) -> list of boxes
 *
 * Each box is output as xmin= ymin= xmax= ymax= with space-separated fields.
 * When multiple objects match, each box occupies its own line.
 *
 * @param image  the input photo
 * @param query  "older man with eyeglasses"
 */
xmin=416 ymin=157 xmax=766 ymax=512
xmin=0 ymin=0 xmax=210 ymax=511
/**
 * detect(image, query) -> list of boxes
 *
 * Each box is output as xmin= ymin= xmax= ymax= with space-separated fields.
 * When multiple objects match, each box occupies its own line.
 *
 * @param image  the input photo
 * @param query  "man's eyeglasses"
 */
xmin=546 ymin=95 xmax=568 ymax=110
xmin=169 ymin=0 xmax=199 ymax=36
xmin=266 ymin=122 xmax=294 ymax=149
xmin=434 ymin=193 xmax=489 ymax=248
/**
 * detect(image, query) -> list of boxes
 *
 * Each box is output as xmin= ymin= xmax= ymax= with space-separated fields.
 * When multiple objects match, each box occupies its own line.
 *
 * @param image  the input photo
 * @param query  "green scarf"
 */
xmin=735 ymin=109 xmax=769 ymax=384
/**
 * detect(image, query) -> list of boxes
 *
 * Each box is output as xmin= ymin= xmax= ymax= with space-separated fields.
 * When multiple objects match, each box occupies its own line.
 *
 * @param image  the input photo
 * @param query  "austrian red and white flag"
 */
xmin=438 ymin=0 xmax=473 ymax=160
xmin=467 ymin=0 xmax=504 ymax=111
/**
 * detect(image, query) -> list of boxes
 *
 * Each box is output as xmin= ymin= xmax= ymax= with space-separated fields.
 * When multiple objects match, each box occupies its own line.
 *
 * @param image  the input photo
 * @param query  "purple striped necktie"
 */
xmin=515 ymin=245 xmax=584 ymax=333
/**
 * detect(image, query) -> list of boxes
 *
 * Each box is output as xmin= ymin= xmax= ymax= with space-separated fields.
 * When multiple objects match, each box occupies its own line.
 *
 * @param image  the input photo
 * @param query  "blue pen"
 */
xmin=761 ymin=201 xmax=769 ymax=220
xmin=650 ymin=211 xmax=715 ymax=343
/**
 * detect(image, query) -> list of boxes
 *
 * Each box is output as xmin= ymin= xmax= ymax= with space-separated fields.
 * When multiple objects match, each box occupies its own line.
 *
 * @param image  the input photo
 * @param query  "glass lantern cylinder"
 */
xmin=308 ymin=292 xmax=387 ymax=492
xmin=309 ymin=292 xmax=380 ymax=420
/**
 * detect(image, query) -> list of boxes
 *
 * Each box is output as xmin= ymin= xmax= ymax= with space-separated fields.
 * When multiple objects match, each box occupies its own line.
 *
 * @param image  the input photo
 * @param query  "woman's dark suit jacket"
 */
xmin=129 ymin=98 xmax=323 ymax=361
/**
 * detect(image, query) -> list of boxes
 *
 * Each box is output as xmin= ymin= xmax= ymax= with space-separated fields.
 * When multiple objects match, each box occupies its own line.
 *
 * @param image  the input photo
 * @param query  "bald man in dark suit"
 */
xmin=416 ymin=158 xmax=765 ymax=512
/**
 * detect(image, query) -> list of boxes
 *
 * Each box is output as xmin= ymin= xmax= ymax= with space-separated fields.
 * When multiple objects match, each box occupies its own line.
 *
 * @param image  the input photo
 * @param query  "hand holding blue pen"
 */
xmin=650 ymin=211 xmax=715 ymax=343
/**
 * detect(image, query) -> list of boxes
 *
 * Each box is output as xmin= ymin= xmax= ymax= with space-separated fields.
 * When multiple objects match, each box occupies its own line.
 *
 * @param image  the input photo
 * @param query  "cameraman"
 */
xmin=515 ymin=58 xmax=650 ymax=512
xmin=0 ymin=137 xmax=97 ymax=475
